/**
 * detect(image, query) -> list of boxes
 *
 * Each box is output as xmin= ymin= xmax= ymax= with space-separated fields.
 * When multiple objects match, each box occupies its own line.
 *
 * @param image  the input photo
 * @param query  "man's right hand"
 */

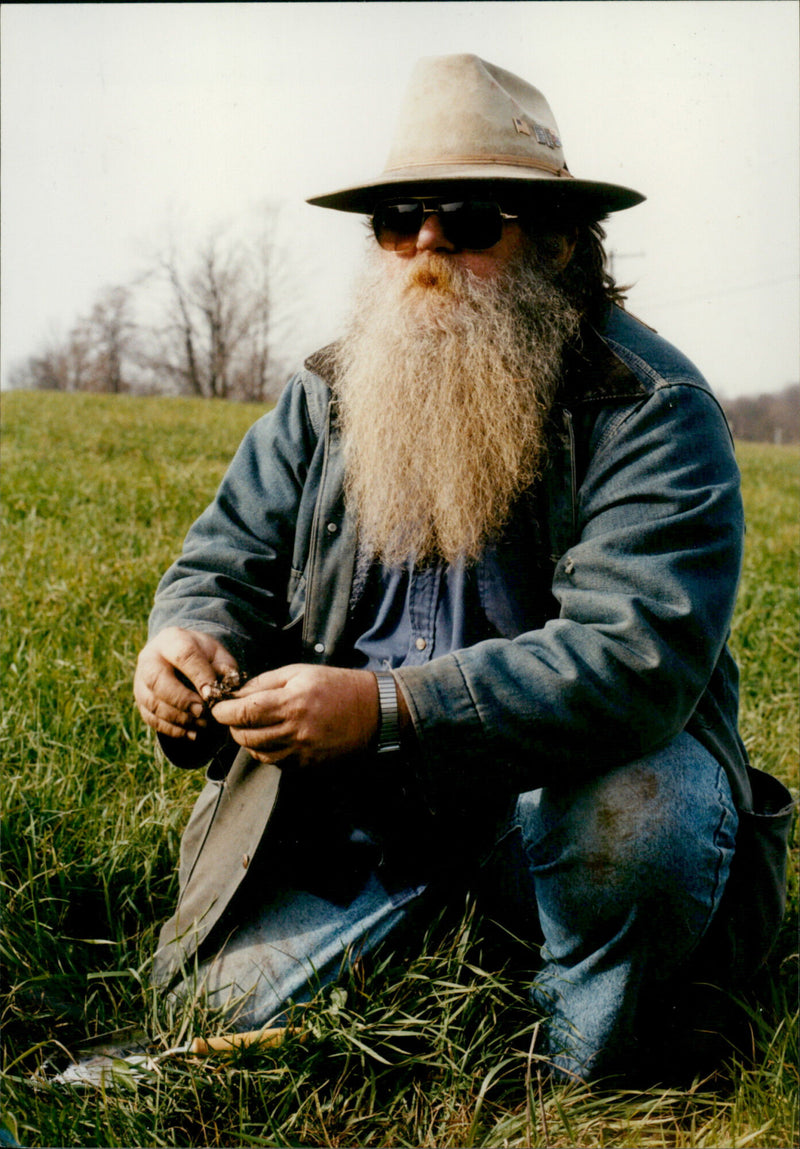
xmin=134 ymin=627 xmax=240 ymax=741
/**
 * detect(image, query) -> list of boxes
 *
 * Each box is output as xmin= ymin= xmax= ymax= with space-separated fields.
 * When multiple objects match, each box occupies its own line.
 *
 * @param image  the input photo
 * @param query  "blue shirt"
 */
xmin=348 ymin=559 xmax=483 ymax=670
xmin=345 ymin=497 xmax=554 ymax=672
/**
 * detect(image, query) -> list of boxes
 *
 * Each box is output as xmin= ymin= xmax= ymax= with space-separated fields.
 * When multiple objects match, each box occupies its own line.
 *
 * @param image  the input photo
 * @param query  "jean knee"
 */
xmin=514 ymin=735 xmax=738 ymax=961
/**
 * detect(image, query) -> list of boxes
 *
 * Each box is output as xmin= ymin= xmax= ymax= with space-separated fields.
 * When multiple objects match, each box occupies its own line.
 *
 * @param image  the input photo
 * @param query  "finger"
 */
xmin=229 ymin=667 xmax=290 ymax=695
xmin=137 ymin=688 xmax=208 ymax=731
xmin=135 ymin=660 xmax=205 ymax=718
xmin=158 ymin=629 xmax=223 ymax=698
xmin=247 ymin=748 xmax=296 ymax=765
xmin=230 ymin=727 xmax=296 ymax=762
xmin=211 ymin=691 xmax=285 ymax=728
xmin=136 ymin=649 xmax=204 ymax=709
xmin=187 ymin=632 xmax=240 ymax=689
xmin=227 ymin=720 xmax=295 ymax=750
xmin=139 ymin=706 xmax=199 ymax=742
xmin=208 ymin=644 xmax=241 ymax=680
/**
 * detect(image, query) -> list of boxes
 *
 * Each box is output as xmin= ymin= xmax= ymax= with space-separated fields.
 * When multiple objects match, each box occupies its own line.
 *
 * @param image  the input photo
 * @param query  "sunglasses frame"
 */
xmin=371 ymin=198 xmax=520 ymax=252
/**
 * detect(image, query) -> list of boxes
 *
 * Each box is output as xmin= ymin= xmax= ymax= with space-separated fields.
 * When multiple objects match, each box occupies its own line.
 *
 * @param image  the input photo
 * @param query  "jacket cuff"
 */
xmin=393 ymin=655 xmax=486 ymax=802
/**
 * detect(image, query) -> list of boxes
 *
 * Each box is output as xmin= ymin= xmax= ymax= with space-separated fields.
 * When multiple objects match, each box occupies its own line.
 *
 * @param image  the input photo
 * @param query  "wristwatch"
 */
xmin=374 ymin=671 xmax=401 ymax=754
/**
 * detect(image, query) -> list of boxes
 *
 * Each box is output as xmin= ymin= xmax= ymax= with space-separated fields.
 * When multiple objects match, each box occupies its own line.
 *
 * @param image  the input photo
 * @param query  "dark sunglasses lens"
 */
xmin=372 ymin=200 xmax=506 ymax=251
xmin=439 ymin=201 xmax=503 ymax=249
xmin=372 ymin=202 xmax=424 ymax=249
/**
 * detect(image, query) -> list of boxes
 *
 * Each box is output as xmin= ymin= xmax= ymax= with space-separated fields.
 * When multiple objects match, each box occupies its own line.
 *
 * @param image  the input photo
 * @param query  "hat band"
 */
xmin=385 ymin=154 xmax=573 ymax=178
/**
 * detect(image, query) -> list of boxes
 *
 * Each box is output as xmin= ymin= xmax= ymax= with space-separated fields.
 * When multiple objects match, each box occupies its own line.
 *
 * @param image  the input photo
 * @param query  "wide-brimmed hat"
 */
xmin=307 ymin=54 xmax=644 ymax=217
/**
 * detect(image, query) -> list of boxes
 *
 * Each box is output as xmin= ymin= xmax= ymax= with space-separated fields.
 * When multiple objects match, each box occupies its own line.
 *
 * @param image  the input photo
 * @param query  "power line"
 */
xmin=608 ymin=250 xmax=645 ymax=280
xmin=631 ymin=273 xmax=799 ymax=311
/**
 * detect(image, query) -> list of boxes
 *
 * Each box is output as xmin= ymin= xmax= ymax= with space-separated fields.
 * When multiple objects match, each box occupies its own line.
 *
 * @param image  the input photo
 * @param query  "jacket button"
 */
xmin=564 ymin=556 xmax=575 ymax=575
xmin=326 ymin=522 xmax=338 ymax=534
xmin=314 ymin=642 xmax=325 ymax=654
xmin=415 ymin=637 xmax=427 ymax=651
xmin=242 ymin=854 xmax=250 ymax=869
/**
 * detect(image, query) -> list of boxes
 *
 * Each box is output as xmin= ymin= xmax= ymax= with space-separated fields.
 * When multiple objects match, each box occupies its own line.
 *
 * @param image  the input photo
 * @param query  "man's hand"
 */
xmin=134 ymin=626 xmax=240 ymax=741
xmin=209 ymin=664 xmax=380 ymax=768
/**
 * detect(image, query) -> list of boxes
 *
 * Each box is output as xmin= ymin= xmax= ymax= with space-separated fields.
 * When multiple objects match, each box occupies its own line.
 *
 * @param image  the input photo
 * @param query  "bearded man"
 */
xmin=134 ymin=55 xmax=791 ymax=1083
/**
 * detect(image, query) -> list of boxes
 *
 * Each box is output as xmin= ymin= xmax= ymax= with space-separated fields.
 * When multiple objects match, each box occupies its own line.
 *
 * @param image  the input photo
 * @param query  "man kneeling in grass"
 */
xmin=134 ymin=54 xmax=792 ymax=1083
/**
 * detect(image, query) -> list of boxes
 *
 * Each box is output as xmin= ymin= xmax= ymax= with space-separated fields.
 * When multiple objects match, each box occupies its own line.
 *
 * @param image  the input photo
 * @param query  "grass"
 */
xmin=1 ymin=390 xmax=797 ymax=1148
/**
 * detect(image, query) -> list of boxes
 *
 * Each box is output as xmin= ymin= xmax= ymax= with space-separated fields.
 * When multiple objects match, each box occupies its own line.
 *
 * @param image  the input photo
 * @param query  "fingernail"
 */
xmin=200 ymin=684 xmax=212 ymax=701
xmin=190 ymin=702 xmax=204 ymax=718
xmin=187 ymin=730 xmax=197 ymax=741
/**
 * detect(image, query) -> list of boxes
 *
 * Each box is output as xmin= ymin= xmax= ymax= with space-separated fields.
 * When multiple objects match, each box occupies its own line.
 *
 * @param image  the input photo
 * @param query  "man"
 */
xmin=134 ymin=55 xmax=791 ymax=1083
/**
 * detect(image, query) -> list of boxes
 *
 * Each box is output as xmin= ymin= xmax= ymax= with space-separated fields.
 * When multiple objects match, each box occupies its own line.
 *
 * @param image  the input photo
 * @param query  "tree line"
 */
xmin=7 ymin=209 xmax=294 ymax=403
xmin=721 ymin=385 xmax=799 ymax=444
xmin=8 ymin=219 xmax=799 ymax=440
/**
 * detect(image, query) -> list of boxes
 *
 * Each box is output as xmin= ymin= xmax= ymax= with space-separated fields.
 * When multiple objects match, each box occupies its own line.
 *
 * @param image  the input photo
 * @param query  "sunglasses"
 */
xmin=371 ymin=199 xmax=520 ymax=252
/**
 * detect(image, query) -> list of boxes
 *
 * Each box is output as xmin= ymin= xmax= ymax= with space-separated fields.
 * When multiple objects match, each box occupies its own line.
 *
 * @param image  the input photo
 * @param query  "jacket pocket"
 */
xmin=285 ymin=567 xmax=307 ymax=624
xmin=708 ymin=766 xmax=795 ymax=982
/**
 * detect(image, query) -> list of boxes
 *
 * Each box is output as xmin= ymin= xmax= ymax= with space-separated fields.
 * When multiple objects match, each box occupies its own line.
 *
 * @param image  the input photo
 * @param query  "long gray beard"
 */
xmin=334 ymin=245 xmax=581 ymax=567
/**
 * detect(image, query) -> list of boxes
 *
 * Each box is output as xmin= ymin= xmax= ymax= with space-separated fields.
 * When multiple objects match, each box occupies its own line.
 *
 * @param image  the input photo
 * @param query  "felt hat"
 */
xmin=307 ymin=54 xmax=644 ymax=217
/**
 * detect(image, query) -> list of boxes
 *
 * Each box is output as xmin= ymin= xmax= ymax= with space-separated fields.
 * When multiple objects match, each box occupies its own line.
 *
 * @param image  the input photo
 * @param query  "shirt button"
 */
xmin=314 ymin=642 xmax=325 ymax=654
xmin=415 ymin=637 xmax=427 ymax=651
xmin=326 ymin=522 xmax=338 ymax=534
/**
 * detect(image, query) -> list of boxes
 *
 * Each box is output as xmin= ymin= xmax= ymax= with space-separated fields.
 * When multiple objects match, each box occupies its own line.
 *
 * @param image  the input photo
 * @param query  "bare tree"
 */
xmin=152 ymin=247 xmax=204 ymax=395
xmin=74 ymin=285 xmax=136 ymax=393
xmin=230 ymin=220 xmax=275 ymax=402
xmin=722 ymin=384 xmax=800 ymax=443
xmin=144 ymin=213 xmax=279 ymax=401
xmin=7 ymin=286 xmax=137 ymax=394
xmin=62 ymin=323 xmax=93 ymax=392
xmin=6 ymin=204 xmax=291 ymax=401
xmin=7 ymin=341 xmax=68 ymax=391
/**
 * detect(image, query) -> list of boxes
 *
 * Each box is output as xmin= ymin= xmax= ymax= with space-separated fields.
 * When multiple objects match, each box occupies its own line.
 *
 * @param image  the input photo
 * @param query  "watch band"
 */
xmin=374 ymin=671 xmax=401 ymax=754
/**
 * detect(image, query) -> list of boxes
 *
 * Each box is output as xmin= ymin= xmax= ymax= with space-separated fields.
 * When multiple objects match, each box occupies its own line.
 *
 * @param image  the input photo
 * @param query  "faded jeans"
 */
xmin=180 ymin=731 xmax=738 ymax=1082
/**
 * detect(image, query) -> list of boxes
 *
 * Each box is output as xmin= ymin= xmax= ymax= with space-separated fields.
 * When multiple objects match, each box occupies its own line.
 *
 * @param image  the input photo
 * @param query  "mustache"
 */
xmin=404 ymin=254 xmax=459 ymax=294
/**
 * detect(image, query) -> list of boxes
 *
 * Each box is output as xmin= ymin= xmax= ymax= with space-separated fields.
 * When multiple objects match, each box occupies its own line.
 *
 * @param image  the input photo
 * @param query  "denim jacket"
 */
xmin=151 ymin=306 xmax=792 ymax=978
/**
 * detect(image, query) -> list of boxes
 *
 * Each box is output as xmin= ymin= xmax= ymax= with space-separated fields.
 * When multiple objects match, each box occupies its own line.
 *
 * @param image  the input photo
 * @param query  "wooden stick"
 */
xmin=189 ymin=1026 xmax=303 ymax=1055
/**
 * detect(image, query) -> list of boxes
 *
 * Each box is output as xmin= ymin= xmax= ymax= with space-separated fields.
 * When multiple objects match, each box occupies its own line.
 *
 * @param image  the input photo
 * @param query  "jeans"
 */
xmin=478 ymin=731 xmax=739 ymax=1079
xmin=179 ymin=731 xmax=738 ymax=1082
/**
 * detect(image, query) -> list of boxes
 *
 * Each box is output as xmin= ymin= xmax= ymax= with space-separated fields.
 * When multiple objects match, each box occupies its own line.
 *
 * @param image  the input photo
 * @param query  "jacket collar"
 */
xmin=305 ymin=344 xmax=338 ymax=387
xmin=560 ymin=318 xmax=648 ymax=406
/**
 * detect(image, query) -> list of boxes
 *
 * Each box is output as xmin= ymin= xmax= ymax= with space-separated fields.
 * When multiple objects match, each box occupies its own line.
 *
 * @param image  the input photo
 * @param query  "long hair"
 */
xmin=521 ymin=213 xmax=627 ymax=324
xmin=563 ymin=218 xmax=629 ymax=322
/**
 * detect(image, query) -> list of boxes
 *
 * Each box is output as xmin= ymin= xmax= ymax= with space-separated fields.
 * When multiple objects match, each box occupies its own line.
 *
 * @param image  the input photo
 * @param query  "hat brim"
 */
xmin=307 ymin=166 xmax=644 ymax=216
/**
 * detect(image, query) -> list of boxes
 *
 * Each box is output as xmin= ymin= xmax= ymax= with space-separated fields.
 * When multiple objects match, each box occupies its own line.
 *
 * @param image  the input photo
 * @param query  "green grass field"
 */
xmin=2 ymin=391 xmax=797 ymax=1148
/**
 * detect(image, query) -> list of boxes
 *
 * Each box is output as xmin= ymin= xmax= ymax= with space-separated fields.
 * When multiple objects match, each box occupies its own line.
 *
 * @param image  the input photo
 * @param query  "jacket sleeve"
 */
xmin=394 ymin=380 xmax=745 ymax=801
xmin=148 ymin=372 xmax=324 ymax=678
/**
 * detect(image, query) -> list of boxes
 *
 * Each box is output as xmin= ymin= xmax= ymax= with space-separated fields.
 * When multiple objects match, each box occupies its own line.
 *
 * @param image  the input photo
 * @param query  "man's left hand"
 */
xmin=209 ymin=664 xmax=380 ymax=767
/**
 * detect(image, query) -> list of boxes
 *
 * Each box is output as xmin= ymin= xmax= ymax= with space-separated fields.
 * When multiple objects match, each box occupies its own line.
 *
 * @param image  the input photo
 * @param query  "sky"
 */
xmin=2 ymin=1 xmax=798 ymax=398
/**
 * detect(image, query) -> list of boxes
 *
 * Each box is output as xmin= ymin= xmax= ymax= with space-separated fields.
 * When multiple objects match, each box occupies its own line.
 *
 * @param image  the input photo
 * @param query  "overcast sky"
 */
xmin=2 ymin=1 xmax=798 ymax=398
